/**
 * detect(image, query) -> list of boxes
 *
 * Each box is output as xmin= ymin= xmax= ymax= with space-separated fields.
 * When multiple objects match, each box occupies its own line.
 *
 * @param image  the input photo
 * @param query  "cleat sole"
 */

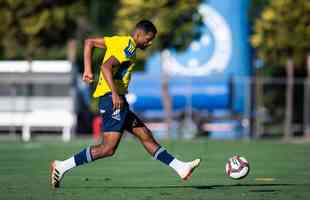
xmin=50 ymin=161 xmax=60 ymax=189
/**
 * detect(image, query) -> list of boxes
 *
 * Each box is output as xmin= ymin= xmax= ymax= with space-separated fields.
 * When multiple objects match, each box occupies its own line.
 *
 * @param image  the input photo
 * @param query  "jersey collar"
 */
xmin=129 ymin=36 xmax=137 ymax=48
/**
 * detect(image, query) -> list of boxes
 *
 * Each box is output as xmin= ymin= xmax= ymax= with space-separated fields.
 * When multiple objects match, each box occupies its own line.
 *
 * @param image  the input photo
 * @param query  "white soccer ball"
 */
xmin=225 ymin=155 xmax=250 ymax=179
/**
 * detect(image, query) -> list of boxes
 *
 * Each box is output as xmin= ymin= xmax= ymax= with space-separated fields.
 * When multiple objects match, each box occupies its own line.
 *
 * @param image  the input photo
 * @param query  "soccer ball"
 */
xmin=225 ymin=155 xmax=250 ymax=179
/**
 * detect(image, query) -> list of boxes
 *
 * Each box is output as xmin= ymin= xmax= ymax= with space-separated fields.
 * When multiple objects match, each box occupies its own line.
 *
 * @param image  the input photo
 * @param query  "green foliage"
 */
xmin=0 ymin=0 xmax=202 ymax=70
xmin=87 ymin=0 xmax=120 ymax=35
xmin=0 ymin=0 xmax=87 ymax=59
xmin=251 ymin=0 xmax=310 ymax=68
xmin=113 ymin=0 xmax=202 ymax=66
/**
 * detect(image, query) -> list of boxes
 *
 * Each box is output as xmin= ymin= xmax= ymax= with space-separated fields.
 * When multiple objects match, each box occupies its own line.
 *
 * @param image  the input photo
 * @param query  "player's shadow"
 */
xmin=68 ymin=183 xmax=299 ymax=190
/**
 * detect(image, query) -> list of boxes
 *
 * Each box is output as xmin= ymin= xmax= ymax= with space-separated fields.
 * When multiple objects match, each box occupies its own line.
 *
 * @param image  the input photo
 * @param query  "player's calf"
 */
xmin=90 ymin=144 xmax=117 ymax=159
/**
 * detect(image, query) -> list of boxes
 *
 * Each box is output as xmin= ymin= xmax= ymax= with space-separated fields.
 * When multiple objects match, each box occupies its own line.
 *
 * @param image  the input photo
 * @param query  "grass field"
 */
xmin=0 ymin=137 xmax=309 ymax=200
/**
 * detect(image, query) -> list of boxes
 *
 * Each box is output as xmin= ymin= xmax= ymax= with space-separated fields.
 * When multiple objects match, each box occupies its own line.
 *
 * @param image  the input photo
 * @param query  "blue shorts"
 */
xmin=99 ymin=93 xmax=144 ymax=133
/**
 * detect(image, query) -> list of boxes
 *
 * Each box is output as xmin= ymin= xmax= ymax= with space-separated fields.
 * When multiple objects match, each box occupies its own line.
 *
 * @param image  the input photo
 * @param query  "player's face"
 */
xmin=137 ymin=31 xmax=155 ymax=50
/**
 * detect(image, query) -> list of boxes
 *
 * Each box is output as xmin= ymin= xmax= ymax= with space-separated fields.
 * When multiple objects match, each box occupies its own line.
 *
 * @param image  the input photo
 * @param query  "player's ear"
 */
xmin=135 ymin=29 xmax=141 ymax=38
xmin=136 ymin=29 xmax=145 ymax=39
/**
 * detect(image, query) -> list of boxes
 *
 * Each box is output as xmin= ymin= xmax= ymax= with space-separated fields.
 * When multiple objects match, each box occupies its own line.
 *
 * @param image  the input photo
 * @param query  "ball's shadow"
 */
xmin=194 ymin=183 xmax=295 ymax=190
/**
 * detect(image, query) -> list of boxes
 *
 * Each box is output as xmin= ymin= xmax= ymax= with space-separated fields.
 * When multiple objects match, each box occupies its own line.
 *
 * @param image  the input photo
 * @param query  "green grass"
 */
xmin=0 ymin=137 xmax=310 ymax=200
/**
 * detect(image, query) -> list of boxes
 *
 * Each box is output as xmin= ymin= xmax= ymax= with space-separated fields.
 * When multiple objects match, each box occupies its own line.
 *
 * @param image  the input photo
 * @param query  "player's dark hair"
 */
xmin=135 ymin=20 xmax=157 ymax=34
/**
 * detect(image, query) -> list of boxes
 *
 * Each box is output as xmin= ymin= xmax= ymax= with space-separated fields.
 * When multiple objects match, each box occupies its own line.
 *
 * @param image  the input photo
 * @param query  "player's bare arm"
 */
xmin=101 ymin=56 xmax=124 ymax=110
xmin=83 ymin=37 xmax=106 ymax=83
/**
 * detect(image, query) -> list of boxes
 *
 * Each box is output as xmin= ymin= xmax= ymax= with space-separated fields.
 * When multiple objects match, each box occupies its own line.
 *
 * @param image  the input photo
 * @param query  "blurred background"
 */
xmin=0 ymin=0 xmax=309 ymax=142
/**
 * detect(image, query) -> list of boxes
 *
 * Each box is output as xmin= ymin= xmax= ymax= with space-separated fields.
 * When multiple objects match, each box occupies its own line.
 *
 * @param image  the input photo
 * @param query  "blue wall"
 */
xmin=129 ymin=0 xmax=251 ymax=114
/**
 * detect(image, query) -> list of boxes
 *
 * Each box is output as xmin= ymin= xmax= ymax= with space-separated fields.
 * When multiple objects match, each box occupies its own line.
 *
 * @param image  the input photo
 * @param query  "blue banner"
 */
xmin=130 ymin=0 xmax=251 ymax=114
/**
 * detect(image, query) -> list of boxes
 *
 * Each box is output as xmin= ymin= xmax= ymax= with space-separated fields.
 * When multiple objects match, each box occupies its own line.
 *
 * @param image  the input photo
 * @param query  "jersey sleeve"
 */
xmin=104 ymin=36 xmax=129 ymax=63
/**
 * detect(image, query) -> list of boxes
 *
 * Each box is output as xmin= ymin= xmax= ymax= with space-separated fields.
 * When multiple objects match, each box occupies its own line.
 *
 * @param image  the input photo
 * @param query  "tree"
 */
xmin=87 ymin=0 xmax=119 ymax=35
xmin=251 ymin=0 xmax=310 ymax=67
xmin=0 ymin=0 xmax=87 ymax=60
xmin=113 ymin=0 xmax=202 ymax=67
xmin=249 ymin=0 xmax=270 ymax=26
xmin=113 ymin=0 xmax=202 ymax=136
xmin=251 ymin=0 xmax=310 ymax=139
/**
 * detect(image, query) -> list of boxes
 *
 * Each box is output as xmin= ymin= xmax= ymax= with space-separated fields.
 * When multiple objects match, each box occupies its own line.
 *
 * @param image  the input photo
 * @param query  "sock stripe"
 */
xmin=74 ymin=148 xmax=88 ymax=166
xmin=153 ymin=147 xmax=165 ymax=160
xmin=154 ymin=147 xmax=175 ymax=165
xmin=86 ymin=147 xmax=92 ymax=163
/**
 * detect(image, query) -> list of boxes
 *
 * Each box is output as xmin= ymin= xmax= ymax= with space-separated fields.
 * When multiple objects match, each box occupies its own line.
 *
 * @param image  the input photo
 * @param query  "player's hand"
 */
xmin=112 ymin=92 xmax=124 ymax=110
xmin=82 ymin=71 xmax=94 ymax=84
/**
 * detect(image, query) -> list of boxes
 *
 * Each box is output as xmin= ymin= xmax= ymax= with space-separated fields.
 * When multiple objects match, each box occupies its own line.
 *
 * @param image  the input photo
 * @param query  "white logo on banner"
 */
xmin=163 ymin=4 xmax=232 ymax=76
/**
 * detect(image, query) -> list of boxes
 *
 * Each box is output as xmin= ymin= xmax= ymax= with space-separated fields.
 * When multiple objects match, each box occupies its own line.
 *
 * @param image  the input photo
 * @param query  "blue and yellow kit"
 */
xmin=93 ymin=35 xmax=137 ymax=98
xmin=93 ymin=35 xmax=143 ymax=133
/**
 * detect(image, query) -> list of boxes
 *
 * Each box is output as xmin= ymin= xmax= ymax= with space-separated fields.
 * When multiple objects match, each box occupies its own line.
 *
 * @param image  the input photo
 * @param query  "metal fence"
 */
xmin=249 ymin=77 xmax=310 ymax=139
xmin=1 ymin=71 xmax=310 ymax=141
xmin=140 ymin=76 xmax=310 ymax=140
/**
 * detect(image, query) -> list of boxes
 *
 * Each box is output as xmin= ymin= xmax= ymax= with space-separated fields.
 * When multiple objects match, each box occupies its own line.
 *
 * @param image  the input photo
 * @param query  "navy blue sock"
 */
xmin=153 ymin=147 xmax=175 ymax=165
xmin=74 ymin=147 xmax=93 ymax=166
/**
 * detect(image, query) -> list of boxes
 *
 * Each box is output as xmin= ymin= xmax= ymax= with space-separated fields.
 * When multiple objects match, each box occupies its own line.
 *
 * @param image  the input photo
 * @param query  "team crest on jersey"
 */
xmin=124 ymin=40 xmax=135 ymax=58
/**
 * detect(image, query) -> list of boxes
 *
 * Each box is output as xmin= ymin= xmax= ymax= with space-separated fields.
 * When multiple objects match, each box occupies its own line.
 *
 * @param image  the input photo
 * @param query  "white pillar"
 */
xmin=62 ymin=126 xmax=71 ymax=142
xmin=22 ymin=125 xmax=31 ymax=142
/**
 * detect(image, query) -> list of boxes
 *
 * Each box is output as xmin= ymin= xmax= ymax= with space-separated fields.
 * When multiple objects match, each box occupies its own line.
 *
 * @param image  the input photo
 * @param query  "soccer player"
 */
xmin=50 ymin=20 xmax=201 ymax=188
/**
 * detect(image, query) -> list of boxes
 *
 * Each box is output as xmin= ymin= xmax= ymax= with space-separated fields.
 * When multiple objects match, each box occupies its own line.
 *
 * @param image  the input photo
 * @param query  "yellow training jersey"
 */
xmin=93 ymin=35 xmax=136 ymax=98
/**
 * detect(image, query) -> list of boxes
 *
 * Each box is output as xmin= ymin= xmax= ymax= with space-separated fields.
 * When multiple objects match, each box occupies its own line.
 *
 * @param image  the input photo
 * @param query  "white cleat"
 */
xmin=177 ymin=158 xmax=201 ymax=181
xmin=50 ymin=160 xmax=64 ymax=188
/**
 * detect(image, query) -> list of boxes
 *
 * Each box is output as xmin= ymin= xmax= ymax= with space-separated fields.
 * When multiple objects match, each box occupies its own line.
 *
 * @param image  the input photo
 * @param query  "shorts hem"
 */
xmin=102 ymin=130 xmax=124 ymax=134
